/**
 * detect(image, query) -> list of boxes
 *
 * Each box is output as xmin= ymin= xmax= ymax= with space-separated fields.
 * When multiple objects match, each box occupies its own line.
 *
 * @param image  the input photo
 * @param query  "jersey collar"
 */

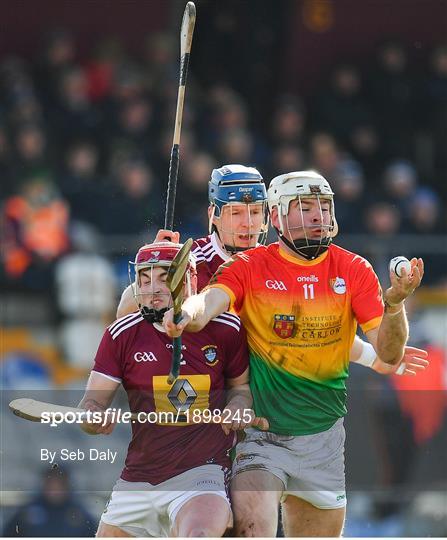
xmin=210 ymin=231 xmax=230 ymax=261
xmin=278 ymin=244 xmax=329 ymax=266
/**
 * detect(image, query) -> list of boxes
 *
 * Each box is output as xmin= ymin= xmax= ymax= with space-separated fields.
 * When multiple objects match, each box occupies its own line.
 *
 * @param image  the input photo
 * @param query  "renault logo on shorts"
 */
xmin=265 ymin=279 xmax=287 ymax=291
xmin=134 ymin=351 xmax=158 ymax=362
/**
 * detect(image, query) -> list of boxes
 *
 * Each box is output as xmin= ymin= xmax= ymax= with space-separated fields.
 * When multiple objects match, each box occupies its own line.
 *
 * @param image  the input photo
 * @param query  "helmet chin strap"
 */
xmin=139 ymin=305 xmax=169 ymax=324
xmin=276 ymin=228 xmax=331 ymax=260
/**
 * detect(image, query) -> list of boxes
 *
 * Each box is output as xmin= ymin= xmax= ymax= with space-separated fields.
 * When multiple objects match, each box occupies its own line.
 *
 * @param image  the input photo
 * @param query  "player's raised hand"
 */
xmin=154 ymin=229 xmax=181 ymax=243
xmin=385 ymin=257 xmax=424 ymax=306
xmin=163 ymin=307 xmax=191 ymax=337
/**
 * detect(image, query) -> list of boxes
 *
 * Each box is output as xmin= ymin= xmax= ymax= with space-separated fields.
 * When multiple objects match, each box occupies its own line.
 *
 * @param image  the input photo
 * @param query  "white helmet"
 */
xmin=267 ymin=170 xmax=338 ymax=259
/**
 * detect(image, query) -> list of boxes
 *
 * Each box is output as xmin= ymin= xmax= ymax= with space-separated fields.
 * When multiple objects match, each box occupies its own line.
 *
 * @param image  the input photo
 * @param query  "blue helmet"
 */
xmin=209 ymin=164 xmax=267 ymax=217
xmin=208 ymin=164 xmax=268 ymax=252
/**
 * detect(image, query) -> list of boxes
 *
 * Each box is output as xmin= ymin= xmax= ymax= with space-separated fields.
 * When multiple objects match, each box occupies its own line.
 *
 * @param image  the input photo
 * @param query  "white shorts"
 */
xmin=233 ymin=418 xmax=346 ymax=509
xmin=100 ymin=464 xmax=231 ymax=537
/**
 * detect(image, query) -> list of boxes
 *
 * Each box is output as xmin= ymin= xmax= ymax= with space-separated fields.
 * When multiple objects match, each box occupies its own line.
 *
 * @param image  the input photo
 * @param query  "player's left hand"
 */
xmin=397 ymin=345 xmax=429 ymax=376
xmin=219 ymin=404 xmax=269 ymax=435
xmin=385 ymin=257 xmax=424 ymax=306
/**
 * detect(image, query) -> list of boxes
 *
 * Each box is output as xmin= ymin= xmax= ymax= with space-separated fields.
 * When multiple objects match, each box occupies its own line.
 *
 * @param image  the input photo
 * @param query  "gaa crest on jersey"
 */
xmin=273 ymin=314 xmax=296 ymax=339
xmin=201 ymin=345 xmax=219 ymax=366
xmin=330 ymin=277 xmax=346 ymax=294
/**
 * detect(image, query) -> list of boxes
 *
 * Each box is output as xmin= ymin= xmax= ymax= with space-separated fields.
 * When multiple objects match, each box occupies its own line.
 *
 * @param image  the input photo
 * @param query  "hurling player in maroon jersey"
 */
xmin=116 ymin=164 xmax=269 ymax=317
xmin=79 ymin=241 xmax=267 ymax=537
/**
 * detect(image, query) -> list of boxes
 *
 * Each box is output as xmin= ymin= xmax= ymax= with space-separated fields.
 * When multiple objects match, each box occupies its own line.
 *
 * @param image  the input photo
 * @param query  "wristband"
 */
xmin=383 ymin=298 xmax=404 ymax=315
xmin=356 ymin=341 xmax=377 ymax=368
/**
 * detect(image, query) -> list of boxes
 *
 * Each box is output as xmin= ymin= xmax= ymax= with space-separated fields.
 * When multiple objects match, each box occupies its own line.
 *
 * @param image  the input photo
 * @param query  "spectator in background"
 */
xmin=59 ymin=140 xmax=103 ymax=229
xmin=217 ymin=128 xmax=254 ymax=165
xmin=84 ymin=37 xmax=125 ymax=103
xmin=177 ymin=152 xmax=217 ymax=235
xmin=406 ymin=188 xmax=447 ymax=285
xmin=366 ymin=40 xmax=415 ymax=159
xmin=309 ymin=132 xmax=342 ymax=179
xmin=332 ymin=159 xmax=367 ymax=234
xmin=311 ymin=63 xmax=372 ymax=147
xmin=142 ymin=32 xmax=177 ymax=98
xmin=364 ymin=201 xmax=402 ymax=283
xmin=348 ymin=122 xmax=384 ymax=179
xmin=13 ymin=123 xmax=51 ymax=182
xmin=106 ymin=96 xmax=155 ymax=162
xmin=99 ymin=158 xmax=160 ymax=235
xmin=382 ymin=160 xmax=418 ymax=220
xmin=33 ymin=28 xmax=76 ymax=107
xmin=269 ymin=144 xmax=307 ymax=180
xmin=271 ymin=95 xmax=307 ymax=149
xmin=2 ymin=466 xmax=95 ymax=537
xmin=204 ymin=90 xmax=249 ymax=152
xmin=423 ymin=44 xmax=447 ymax=185
xmin=1 ymin=175 xmax=70 ymax=290
xmin=48 ymin=67 xmax=103 ymax=149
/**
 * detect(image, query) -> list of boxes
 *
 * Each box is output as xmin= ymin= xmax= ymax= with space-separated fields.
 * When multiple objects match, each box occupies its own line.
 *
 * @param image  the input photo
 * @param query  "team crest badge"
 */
xmin=202 ymin=345 xmax=219 ymax=366
xmin=273 ymin=314 xmax=296 ymax=339
xmin=147 ymin=251 xmax=161 ymax=263
xmin=330 ymin=277 xmax=346 ymax=294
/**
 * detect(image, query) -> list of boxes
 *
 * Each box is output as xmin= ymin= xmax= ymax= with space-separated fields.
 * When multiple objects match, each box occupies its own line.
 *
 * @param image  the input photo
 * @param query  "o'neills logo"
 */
xmin=296 ymin=275 xmax=319 ymax=283
xmin=273 ymin=314 xmax=296 ymax=339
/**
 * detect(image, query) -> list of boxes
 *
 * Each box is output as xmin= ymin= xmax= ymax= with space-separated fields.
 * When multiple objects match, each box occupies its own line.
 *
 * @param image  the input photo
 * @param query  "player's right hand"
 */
xmin=163 ymin=308 xmax=191 ymax=337
xmin=81 ymin=403 xmax=116 ymax=436
xmin=154 ymin=229 xmax=180 ymax=243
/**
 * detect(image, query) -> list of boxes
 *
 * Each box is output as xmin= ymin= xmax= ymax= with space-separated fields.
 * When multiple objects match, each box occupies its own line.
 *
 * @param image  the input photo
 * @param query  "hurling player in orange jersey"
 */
xmin=163 ymin=170 xmax=425 ymax=537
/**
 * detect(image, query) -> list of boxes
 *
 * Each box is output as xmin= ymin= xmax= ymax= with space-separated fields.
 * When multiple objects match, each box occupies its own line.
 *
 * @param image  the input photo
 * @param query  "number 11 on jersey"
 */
xmin=303 ymin=283 xmax=315 ymax=300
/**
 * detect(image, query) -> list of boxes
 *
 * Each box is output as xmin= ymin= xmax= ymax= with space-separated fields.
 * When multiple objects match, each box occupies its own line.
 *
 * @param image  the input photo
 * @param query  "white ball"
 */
xmin=389 ymin=256 xmax=411 ymax=278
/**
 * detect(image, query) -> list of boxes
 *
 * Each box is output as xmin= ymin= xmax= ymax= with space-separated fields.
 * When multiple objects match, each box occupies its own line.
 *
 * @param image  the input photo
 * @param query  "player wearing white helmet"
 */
xmin=162 ymin=170 xmax=425 ymax=537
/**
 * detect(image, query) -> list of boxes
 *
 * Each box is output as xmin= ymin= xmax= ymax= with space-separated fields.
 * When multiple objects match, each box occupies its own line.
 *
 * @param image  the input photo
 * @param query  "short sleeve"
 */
xmin=92 ymin=330 xmax=123 ymax=382
xmin=222 ymin=322 xmax=249 ymax=379
xmin=351 ymin=257 xmax=384 ymax=332
xmin=208 ymin=254 xmax=249 ymax=313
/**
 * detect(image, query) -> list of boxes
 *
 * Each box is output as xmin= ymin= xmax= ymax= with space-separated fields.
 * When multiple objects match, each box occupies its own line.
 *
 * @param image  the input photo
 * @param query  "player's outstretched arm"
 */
xmin=369 ymin=257 xmax=424 ymax=365
xmin=350 ymin=335 xmax=429 ymax=376
xmin=78 ymin=371 xmax=120 ymax=435
xmin=163 ymin=287 xmax=230 ymax=336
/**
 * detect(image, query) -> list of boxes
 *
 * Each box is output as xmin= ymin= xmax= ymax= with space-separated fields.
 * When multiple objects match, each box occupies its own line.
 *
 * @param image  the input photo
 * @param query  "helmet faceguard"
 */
xmin=128 ymin=242 xmax=196 ymax=323
xmin=208 ymin=164 xmax=269 ymax=254
xmin=267 ymin=170 xmax=338 ymax=260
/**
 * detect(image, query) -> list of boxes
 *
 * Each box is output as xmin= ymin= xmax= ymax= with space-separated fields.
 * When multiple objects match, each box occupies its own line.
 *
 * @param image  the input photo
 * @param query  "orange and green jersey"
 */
xmin=208 ymin=242 xmax=384 ymax=435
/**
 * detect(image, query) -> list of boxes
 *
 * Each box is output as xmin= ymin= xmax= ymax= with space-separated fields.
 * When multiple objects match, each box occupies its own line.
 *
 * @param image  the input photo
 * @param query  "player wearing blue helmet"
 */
xmin=117 ymin=164 xmax=269 ymax=316
xmin=207 ymin=164 xmax=268 ymax=254
xmin=191 ymin=164 xmax=269 ymax=290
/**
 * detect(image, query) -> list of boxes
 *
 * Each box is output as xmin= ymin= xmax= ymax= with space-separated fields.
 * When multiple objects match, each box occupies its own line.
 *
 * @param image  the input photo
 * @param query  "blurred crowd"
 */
xmin=1 ymin=29 xmax=447 ymax=294
xmin=1 ymin=27 xmax=446 ymax=538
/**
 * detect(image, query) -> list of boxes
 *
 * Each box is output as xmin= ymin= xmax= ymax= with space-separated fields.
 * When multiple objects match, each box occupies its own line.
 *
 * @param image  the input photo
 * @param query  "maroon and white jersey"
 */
xmin=192 ymin=232 xmax=228 ymax=292
xmin=93 ymin=311 xmax=248 ymax=485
